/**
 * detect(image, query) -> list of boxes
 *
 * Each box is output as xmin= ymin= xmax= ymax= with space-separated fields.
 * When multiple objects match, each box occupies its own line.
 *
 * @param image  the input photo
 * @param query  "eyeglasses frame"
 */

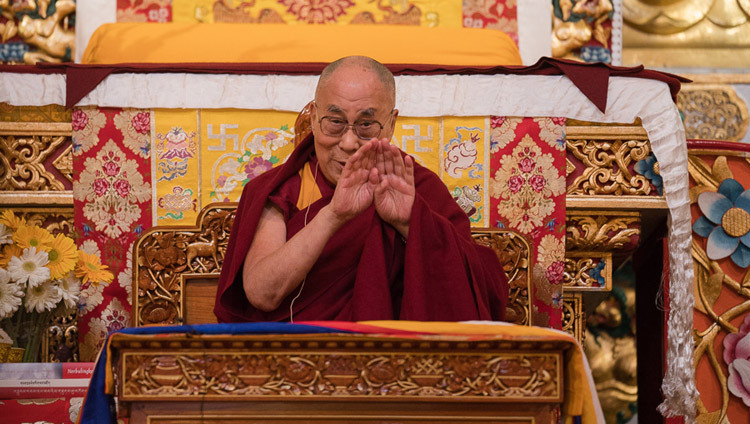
xmin=313 ymin=102 xmax=395 ymax=140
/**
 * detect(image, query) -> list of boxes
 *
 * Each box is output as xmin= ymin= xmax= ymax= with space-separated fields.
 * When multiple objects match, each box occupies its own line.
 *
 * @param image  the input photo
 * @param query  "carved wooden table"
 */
xmin=111 ymin=332 xmax=568 ymax=424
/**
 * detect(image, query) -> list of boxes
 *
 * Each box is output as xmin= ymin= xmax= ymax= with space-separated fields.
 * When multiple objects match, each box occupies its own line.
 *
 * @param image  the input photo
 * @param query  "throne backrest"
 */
xmin=132 ymin=203 xmax=533 ymax=326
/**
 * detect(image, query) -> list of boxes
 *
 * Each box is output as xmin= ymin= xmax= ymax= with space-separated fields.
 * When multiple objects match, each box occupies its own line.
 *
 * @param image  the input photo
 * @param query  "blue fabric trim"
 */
xmin=79 ymin=323 xmax=350 ymax=423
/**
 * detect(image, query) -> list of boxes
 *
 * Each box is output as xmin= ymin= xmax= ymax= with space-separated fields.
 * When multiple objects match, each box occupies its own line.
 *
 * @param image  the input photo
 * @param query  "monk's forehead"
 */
xmin=318 ymin=64 xmax=385 ymax=93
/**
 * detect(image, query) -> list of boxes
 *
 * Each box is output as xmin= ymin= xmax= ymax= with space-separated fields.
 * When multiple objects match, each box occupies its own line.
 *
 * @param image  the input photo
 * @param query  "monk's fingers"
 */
xmin=388 ymin=145 xmax=407 ymax=178
xmin=382 ymin=144 xmax=397 ymax=176
xmin=374 ymin=175 xmax=390 ymax=198
xmin=374 ymin=138 xmax=387 ymax=176
xmin=349 ymin=141 xmax=376 ymax=172
xmin=403 ymin=154 xmax=415 ymax=185
xmin=368 ymin=166 xmax=380 ymax=186
xmin=365 ymin=140 xmax=378 ymax=171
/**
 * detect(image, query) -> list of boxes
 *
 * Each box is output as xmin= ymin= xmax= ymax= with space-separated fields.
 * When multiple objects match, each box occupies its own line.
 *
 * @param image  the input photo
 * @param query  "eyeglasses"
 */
xmin=318 ymin=116 xmax=387 ymax=140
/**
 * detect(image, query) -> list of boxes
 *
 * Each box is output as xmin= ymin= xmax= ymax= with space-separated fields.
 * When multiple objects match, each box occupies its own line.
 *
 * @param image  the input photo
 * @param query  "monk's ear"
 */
xmin=390 ymin=109 xmax=399 ymax=131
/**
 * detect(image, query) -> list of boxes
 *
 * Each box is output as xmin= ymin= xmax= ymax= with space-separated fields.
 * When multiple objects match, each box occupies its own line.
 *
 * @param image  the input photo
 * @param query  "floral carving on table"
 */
xmin=122 ymin=351 xmax=562 ymax=399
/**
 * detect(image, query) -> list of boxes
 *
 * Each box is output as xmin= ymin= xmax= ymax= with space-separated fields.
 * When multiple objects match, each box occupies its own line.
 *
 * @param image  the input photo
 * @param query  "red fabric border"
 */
xmin=0 ymin=64 xmax=64 ymax=74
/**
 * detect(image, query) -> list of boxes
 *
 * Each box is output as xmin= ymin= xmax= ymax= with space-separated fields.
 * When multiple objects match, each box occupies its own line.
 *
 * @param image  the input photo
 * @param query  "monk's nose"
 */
xmin=339 ymin=127 xmax=361 ymax=153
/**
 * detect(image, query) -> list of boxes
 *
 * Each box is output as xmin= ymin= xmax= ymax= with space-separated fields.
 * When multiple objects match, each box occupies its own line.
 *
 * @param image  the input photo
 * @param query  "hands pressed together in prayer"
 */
xmin=329 ymin=138 xmax=415 ymax=238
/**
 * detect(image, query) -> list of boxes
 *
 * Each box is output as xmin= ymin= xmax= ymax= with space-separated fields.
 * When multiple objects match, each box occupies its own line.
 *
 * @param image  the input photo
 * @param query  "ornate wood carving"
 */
xmin=134 ymin=204 xmax=235 ymax=326
xmin=42 ymin=306 xmax=79 ymax=362
xmin=11 ymin=208 xmax=75 ymax=235
xmin=472 ymin=229 xmax=531 ymax=326
xmin=688 ymin=150 xmax=750 ymax=422
xmin=564 ymin=253 xmax=611 ymax=291
xmin=113 ymin=335 xmax=564 ymax=402
xmin=677 ymin=85 xmax=749 ymax=142
xmin=566 ymin=126 xmax=656 ymax=196
xmin=566 ymin=212 xmax=641 ymax=252
xmin=0 ymin=122 xmax=73 ymax=192
xmin=563 ymin=211 xmax=640 ymax=291
xmin=562 ymin=292 xmax=584 ymax=343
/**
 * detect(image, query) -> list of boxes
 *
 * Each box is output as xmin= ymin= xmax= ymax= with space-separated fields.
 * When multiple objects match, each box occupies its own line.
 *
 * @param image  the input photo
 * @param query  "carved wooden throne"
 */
xmin=132 ymin=203 xmax=532 ymax=327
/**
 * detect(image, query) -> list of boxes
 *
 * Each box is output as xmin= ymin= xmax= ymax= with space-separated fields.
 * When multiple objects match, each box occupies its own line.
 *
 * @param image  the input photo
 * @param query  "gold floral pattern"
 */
xmin=74 ymin=140 xmax=151 ymax=238
xmin=278 ymin=0 xmax=355 ymax=23
xmin=83 ymin=298 xmax=129 ymax=361
xmin=118 ymin=244 xmax=133 ymax=300
xmin=489 ymin=116 xmax=520 ymax=153
xmin=490 ymin=135 xmax=566 ymax=233
xmin=113 ymin=109 xmax=151 ymax=158
xmin=537 ymin=234 xmax=565 ymax=268
xmin=534 ymin=117 xmax=566 ymax=151
xmin=72 ymin=107 xmax=107 ymax=154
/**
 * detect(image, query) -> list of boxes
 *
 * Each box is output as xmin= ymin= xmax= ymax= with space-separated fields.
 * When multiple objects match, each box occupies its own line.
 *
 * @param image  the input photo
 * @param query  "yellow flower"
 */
xmin=75 ymin=251 xmax=114 ymax=285
xmin=0 ymin=244 xmax=23 ymax=268
xmin=47 ymin=234 xmax=78 ymax=280
xmin=13 ymin=225 xmax=54 ymax=252
xmin=0 ymin=210 xmax=26 ymax=230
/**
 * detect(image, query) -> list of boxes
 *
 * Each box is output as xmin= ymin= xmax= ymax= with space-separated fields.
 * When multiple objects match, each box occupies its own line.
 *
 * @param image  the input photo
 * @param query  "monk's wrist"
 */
xmin=392 ymin=220 xmax=409 ymax=239
xmin=318 ymin=205 xmax=349 ymax=231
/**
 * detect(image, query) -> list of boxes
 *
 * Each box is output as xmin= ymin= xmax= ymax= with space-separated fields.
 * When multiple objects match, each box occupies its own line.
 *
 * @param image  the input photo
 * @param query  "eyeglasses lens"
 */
xmin=321 ymin=118 xmax=382 ymax=139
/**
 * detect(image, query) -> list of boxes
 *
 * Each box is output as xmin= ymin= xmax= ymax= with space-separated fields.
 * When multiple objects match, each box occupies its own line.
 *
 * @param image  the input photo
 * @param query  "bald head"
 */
xmin=315 ymin=56 xmax=396 ymax=109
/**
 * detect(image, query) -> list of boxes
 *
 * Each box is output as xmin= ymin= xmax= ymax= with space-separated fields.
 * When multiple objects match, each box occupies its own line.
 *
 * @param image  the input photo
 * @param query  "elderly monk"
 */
xmin=214 ymin=56 xmax=508 ymax=322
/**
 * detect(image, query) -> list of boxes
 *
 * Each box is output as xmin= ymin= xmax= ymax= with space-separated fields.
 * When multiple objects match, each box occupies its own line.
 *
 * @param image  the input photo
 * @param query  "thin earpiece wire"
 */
xmin=289 ymin=161 xmax=319 ymax=323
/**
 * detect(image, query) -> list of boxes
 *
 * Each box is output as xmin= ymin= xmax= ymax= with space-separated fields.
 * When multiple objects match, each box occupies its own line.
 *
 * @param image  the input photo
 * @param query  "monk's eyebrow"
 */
xmin=325 ymin=106 xmax=377 ymax=117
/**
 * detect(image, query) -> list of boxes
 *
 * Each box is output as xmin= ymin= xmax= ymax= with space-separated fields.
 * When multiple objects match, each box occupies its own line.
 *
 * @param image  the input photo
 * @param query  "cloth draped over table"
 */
xmin=77 ymin=320 xmax=604 ymax=424
xmin=213 ymin=134 xmax=509 ymax=322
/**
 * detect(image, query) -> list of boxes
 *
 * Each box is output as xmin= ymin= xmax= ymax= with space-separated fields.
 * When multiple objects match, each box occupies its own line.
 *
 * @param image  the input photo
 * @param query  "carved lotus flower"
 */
xmin=367 ymin=359 xmax=398 ymax=384
xmin=693 ymin=179 xmax=750 ymax=267
xmin=141 ymin=301 xmax=177 ymax=324
xmin=450 ymin=357 xmax=484 ymax=379
xmin=723 ymin=314 xmax=750 ymax=407
xmin=284 ymin=359 xmax=314 ymax=383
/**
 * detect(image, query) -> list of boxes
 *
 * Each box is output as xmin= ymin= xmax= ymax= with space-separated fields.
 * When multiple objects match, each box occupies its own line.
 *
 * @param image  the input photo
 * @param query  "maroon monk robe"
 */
xmin=213 ymin=134 xmax=509 ymax=322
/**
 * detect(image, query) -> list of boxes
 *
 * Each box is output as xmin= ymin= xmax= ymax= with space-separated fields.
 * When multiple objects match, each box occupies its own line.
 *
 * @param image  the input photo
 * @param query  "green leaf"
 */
xmin=269 ymin=156 xmax=279 ymax=164
xmin=209 ymin=191 xmax=216 ymax=197
xmin=280 ymin=124 xmax=289 ymax=131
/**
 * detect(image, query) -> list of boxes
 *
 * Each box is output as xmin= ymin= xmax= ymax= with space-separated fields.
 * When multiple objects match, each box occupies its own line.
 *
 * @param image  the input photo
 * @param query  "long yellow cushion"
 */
xmin=82 ymin=23 xmax=522 ymax=66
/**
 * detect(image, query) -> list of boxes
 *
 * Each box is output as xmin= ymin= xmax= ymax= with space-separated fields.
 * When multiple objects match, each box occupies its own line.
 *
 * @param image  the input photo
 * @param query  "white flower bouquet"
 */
xmin=0 ymin=210 xmax=113 ymax=362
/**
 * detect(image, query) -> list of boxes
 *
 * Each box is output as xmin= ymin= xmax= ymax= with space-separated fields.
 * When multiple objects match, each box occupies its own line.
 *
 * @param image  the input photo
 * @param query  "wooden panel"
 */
xmin=129 ymin=401 xmax=545 ymax=424
xmin=183 ymin=277 xmax=219 ymax=324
